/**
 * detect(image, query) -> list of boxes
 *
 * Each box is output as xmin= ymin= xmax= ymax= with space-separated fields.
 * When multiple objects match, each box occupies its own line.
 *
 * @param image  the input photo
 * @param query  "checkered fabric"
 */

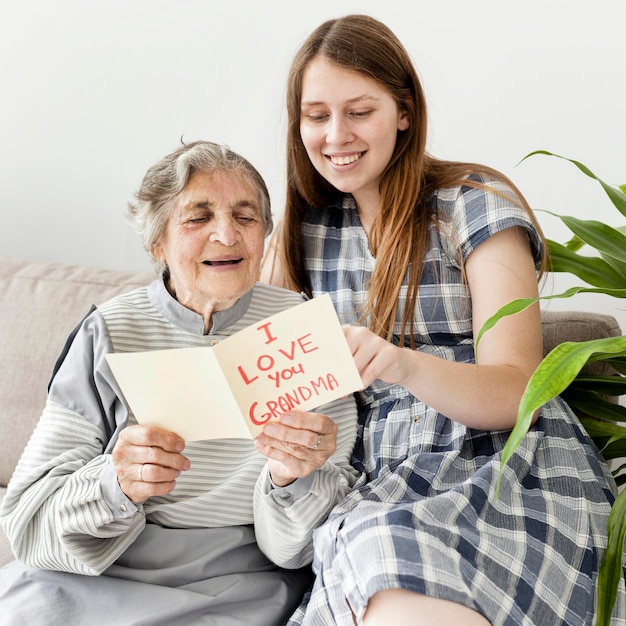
xmin=288 ymin=176 xmax=626 ymax=625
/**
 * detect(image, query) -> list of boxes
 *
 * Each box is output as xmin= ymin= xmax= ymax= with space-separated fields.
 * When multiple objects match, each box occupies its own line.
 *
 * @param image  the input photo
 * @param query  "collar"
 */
xmin=147 ymin=277 xmax=253 ymax=336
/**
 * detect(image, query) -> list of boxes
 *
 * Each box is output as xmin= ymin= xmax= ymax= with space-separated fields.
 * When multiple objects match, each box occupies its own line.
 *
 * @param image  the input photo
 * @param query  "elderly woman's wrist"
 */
xmin=268 ymin=469 xmax=297 ymax=488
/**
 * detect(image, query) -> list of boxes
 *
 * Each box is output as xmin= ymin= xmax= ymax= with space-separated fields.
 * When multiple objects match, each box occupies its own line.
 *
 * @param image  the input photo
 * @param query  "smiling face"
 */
xmin=153 ymin=169 xmax=266 ymax=329
xmin=299 ymin=57 xmax=409 ymax=223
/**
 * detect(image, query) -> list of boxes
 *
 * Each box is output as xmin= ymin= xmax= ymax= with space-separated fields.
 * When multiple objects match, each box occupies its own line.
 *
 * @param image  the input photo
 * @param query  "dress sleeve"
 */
xmin=0 ymin=309 xmax=146 ymax=575
xmin=441 ymin=174 xmax=544 ymax=268
xmin=253 ymin=395 xmax=362 ymax=569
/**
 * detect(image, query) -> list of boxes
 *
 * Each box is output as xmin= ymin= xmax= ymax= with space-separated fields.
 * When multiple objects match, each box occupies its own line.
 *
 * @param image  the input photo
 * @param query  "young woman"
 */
xmin=260 ymin=13 xmax=626 ymax=626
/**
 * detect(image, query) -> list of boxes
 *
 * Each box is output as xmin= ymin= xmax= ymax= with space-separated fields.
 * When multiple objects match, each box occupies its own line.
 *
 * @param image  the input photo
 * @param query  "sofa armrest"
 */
xmin=541 ymin=309 xmax=622 ymax=376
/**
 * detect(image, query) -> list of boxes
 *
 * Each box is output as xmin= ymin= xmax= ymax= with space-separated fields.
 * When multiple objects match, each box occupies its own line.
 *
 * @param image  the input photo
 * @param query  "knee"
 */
xmin=361 ymin=588 xmax=491 ymax=626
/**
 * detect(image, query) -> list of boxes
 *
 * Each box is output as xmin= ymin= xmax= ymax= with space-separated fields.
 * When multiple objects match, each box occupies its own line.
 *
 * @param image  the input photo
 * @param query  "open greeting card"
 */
xmin=105 ymin=294 xmax=363 ymax=441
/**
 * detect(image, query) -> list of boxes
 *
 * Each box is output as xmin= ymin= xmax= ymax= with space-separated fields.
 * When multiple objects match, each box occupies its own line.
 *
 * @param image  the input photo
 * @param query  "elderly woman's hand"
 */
xmin=254 ymin=410 xmax=338 ymax=487
xmin=112 ymin=425 xmax=190 ymax=504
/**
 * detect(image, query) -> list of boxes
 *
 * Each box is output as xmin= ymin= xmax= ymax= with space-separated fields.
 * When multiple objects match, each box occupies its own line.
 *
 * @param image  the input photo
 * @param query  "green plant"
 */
xmin=477 ymin=150 xmax=626 ymax=624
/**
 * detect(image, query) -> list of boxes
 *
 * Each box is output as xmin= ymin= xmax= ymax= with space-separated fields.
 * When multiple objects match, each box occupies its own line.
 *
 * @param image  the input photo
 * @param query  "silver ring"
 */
xmin=310 ymin=434 xmax=322 ymax=450
xmin=138 ymin=464 xmax=144 ymax=482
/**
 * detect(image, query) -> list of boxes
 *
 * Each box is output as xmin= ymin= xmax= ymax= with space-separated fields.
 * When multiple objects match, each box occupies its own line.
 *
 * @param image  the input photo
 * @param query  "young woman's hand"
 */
xmin=343 ymin=324 xmax=412 ymax=389
xmin=255 ymin=410 xmax=338 ymax=486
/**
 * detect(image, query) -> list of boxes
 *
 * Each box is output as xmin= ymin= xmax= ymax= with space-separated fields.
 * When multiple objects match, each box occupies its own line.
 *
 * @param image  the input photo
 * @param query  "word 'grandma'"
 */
xmin=236 ymin=320 xmax=340 ymax=425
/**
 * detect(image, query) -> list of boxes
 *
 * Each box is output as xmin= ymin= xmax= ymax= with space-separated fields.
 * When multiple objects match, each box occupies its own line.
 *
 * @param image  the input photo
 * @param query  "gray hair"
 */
xmin=127 ymin=141 xmax=273 ymax=273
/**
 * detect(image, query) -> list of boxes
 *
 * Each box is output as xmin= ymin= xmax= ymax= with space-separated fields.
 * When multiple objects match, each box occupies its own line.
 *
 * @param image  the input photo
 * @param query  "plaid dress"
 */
xmin=289 ymin=176 xmax=626 ymax=625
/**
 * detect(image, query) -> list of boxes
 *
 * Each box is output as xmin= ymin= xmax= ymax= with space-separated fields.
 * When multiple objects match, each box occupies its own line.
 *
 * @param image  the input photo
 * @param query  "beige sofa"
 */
xmin=0 ymin=255 xmax=622 ymax=568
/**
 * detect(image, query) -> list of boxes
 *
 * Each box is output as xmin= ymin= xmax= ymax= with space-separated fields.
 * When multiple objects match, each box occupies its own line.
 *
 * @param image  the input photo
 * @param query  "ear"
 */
xmin=152 ymin=241 xmax=166 ymax=264
xmin=398 ymin=108 xmax=410 ymax=131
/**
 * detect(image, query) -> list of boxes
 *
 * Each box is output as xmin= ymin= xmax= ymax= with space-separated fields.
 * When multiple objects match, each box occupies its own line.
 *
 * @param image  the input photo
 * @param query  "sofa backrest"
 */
xmin=0 ymin=257 xmax=151 ymax=488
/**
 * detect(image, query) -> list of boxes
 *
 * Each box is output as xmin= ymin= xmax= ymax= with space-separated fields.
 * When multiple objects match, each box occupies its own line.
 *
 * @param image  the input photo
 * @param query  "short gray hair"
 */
xmin=127 ymin=141 xmax=273 ymax=273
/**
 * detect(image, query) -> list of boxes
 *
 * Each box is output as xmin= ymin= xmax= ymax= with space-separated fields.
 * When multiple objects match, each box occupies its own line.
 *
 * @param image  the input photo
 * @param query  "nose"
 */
xmin=209 ymin=215 xmax=239 ymax=246
xmin=326 ymin=114 xmax=353 ymax=145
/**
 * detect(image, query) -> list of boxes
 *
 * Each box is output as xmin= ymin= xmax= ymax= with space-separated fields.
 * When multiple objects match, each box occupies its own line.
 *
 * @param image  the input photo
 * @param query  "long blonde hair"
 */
xmin=280 ymin=14 xmax=546 ymax=346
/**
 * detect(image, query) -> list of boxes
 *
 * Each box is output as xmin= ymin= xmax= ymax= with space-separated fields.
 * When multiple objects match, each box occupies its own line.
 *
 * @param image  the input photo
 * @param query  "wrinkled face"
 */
xmin=299 ymin=57 xmax=409 ymax=210
xmin=153 ymin=170 xmax=265 ymax=319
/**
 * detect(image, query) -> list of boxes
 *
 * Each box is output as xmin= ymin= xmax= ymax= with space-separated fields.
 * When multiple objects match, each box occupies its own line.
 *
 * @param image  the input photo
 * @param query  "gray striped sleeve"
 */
xmin=254 ymin=394 xmax=362 ymax=569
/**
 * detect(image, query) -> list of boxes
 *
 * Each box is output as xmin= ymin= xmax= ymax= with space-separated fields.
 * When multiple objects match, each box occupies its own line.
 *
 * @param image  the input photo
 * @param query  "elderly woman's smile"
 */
xmin=154 ymin=169 xmax=266 ymax=332
xmin=202 ymin=256 xmax=243 ymax=267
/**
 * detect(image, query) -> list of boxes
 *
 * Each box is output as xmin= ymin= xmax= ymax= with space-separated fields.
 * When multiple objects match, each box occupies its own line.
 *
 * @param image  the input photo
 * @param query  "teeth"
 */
xmin=330 ymin=153 xmax=361 ymax=165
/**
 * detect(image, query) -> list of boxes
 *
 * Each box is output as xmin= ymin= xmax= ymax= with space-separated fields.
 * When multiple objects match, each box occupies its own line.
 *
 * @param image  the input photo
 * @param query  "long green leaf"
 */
xmin=597 ymin=488 xmax=626 ymax=624
xmin=609 ymin=360 xmax=626 ymax=376
xmin=521 ymin=151 xmax=626 ymax=219
xmin=476 ymin=287 xmax=626 ymax=349
xmin=518 ymin=339 xmax=626 ymax=416
xmin=592 ymin=439 xmax=626 ymax=464
xmin=584 ymin=428 xmax=626 ymax=458
xmin=563 ymin=234 xmax=585 ymax=253
xmin=600 ymin=251 xmax=626 ymax=279
xmin=547 ymin=241 xmax=626 ymax=287
xmin=498 ymin=336 xmax=626 ymax=490
xmin=566 ymin=376 xmax=626 ymax=398
xmin=549 ymin=214 xmax=626 ymax=264
xmin=579 ymin=417 xmax=626 ymax=441
xmin=563 ymin=393 xmax=626 ymax=423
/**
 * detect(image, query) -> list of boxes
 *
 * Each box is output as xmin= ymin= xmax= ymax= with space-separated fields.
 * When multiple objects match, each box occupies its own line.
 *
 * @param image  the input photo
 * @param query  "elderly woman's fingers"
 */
xmin=255 ymin=411 xmax=339 ymax=486
xmin=262 ymin=411 xmax=338 ymax=451
xmin=255 ymin=430 xmax=331 ymax=458
xmin=134 ymin=461 xmax=182 ymax=484
xmin=119 ymin=424 xmax=186 ymax=454
xmin=113 ymin=425 xmax=189 ymax=470
xmin=112 ymin=425 xmax=190 ymax=503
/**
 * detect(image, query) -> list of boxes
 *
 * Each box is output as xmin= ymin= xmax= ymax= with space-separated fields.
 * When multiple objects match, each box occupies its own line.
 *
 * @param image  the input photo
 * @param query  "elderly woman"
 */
xmin=0 ymin=141 xmax=360 ymax=625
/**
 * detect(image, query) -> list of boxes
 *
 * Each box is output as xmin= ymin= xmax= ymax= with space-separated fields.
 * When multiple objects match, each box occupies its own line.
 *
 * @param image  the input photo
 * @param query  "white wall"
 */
xmin=1 ymin=0 xmax=624 ymax=328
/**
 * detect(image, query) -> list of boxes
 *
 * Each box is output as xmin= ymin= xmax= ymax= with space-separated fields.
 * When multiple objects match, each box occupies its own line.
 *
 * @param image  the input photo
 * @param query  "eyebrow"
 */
xmin=187 ymin=199 xmax=259 ymax=211
xmin=301 ymin=94 xmax=381 ymax=107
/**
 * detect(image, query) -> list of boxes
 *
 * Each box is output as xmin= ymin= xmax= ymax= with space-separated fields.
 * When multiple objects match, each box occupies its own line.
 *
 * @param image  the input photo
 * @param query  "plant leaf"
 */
xmin=476 ymin=286 xmax=626 ymax=350
xmin=547 ymin=241 xmax=626 ymax=288
xmin=521 ymin=151 xmax=626 ymax=220
xmin=564 ymin=392 xmax=626 ymax=423
xmin=600 ymin=251 xmax=626 ymax=279
xmin=565 ymin=375 xmax=626 ymax=398
xmin=584 ymin=429 xmax=626 ymax=462
xmin=550 ymin=214 xmax=626 ymax=265
xmin=609 ymin=360 xmax=626 ymax=375
xmin=578 ymin=413 xmax=626 ymax=437
xmin=498 ymin=336 xmax=626 ymax=493
xmin=596 ymin=488 xmax=626 ymax=624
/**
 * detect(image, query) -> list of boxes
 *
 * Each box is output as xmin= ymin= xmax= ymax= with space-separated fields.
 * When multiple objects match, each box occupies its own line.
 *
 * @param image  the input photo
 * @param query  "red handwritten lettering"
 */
xmin=237 ymin=365 xmax=258 ymax=385
xmin=257 ymin=322 xmax=277 ymax=344
xmin=297 ymin=333 xmax=318 ymax=354
xmin=257 ymin=354 xmax=275 ymax=371
xmin=248 ymin=374 xmax=337 ymax=425
xmin=278 ymin=341 xmax=297 ymax=360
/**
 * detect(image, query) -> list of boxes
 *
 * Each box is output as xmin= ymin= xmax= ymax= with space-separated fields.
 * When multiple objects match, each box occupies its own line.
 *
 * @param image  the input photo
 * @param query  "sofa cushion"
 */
xmin=0 ymin=257 xmax=151 ymax=490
